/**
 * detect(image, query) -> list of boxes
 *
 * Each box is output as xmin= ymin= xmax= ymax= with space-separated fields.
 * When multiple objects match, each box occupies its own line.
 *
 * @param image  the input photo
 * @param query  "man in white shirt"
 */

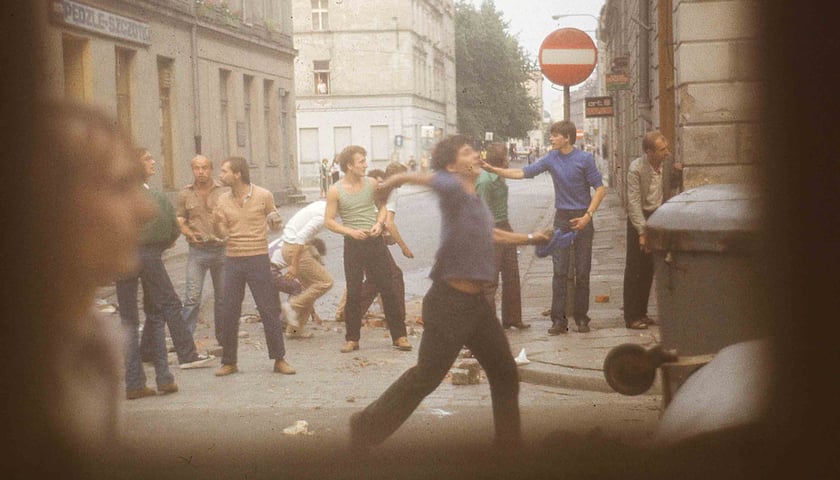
xmin=275 ymin=200 xmax=334 ymax=337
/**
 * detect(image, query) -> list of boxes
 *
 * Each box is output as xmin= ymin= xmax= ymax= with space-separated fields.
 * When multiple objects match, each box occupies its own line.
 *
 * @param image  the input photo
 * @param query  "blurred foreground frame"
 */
xmin=2 ymin=1 xmax=837 ymax=479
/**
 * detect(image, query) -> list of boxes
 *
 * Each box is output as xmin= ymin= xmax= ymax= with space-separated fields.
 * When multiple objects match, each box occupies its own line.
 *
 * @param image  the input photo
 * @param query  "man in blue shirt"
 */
xmin=482 ymin=120 xmax=606 ymax=334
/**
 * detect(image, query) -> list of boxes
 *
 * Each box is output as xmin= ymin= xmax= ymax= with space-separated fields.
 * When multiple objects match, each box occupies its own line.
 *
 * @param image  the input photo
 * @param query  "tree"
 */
xmin=455 ymin=1 xmax=540 ymax=142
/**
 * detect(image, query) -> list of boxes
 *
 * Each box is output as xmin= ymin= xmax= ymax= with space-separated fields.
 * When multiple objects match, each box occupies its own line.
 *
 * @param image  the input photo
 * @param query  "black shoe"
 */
xmin=577 ymin=323 xmax=591 ymax=333
xmin=548 ymin=322 xmax=568 ymax=335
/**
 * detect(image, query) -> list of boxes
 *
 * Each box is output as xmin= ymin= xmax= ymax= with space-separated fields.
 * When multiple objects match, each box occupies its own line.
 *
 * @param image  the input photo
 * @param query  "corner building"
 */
xmin=37 ymin=0 xmax=300 ymax=202
xmin=292 ymin=0 xmax=457 ymax=187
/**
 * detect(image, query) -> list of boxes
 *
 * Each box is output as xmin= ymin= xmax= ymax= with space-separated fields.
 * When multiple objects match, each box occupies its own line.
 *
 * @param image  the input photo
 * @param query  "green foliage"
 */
xmin=455 ymin=1 xmax=540 ymax=141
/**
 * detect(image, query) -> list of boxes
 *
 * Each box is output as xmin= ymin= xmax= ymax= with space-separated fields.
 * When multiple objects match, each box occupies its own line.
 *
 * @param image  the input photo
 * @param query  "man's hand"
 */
xmin=639 ymin=233 xmax=651 ymax=253
xmin=267 ymin=211 xmax=283 ymax=232
xmin=369 ymin=222 xmax=383 ymax=237
xmin=401 ymin=245 xmax=414 ymax=258
xmin=480 ymin=159 xmax=495 ymax=172
xmin=347 ymin=229 xmax=369 ymax=241
xmin=569 ymin=214 xmax=592 ymax=231
xmin=531 ymin=230 xmax=551 ymax=244
xmin=284 ymin=264 xmax=298 ymax=280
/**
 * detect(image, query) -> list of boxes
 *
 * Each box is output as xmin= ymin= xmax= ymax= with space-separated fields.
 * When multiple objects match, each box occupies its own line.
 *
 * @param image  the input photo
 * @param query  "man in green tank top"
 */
xmin=324 ymin=145 xmax=412 ymax=353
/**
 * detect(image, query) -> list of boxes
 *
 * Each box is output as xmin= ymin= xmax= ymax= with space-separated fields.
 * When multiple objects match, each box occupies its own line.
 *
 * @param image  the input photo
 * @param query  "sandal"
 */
xmin=627 ymin=320 xmax=648 ymax=330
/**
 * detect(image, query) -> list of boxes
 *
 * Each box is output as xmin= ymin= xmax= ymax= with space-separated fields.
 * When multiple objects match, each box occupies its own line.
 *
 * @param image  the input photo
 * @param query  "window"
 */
xmin=314 ymin=60 xmax=330 ymax=94
xmin=311 ymin=0 xmax=328 ymax=30
xmin=62 ymin=35 xmax=90 ymax=100
xmin=115 ymin=47 xmax=134 ymax=137
xmin=370 ymin=125 xmax=390 ymax=162
xmin=158 ymin=57 xmax=175 ymax=189
xmin=220 ymin=70 xmax=231 ymax=157
xmin=299 ymin=128 xmax=319 ymax=164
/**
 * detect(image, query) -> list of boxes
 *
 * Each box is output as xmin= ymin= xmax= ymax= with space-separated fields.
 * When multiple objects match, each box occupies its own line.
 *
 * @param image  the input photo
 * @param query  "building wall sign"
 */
xmin=606 ymin=73 xmax=630 ymax=91
xmin=585 ymin=96 xmax=615 ymax=117
xmin=52 ymin=0 xmax=152 ymax=45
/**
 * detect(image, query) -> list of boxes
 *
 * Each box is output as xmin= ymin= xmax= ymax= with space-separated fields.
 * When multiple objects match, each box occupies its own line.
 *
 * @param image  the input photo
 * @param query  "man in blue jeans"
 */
xmin=117 ymin=148 xmax=213 ymax=400
xmin=482 ymin=120 xmax=606 ymax=334
xmin=176 ymin=155 xmax=228 ymax=345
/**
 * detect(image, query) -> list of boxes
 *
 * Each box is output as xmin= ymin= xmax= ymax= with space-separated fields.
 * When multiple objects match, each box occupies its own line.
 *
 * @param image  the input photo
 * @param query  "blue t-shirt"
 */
xmin=522 ymin=148 xmax=603 ymax=210
xmin=428 ymin=171 xmax=496 ymax=284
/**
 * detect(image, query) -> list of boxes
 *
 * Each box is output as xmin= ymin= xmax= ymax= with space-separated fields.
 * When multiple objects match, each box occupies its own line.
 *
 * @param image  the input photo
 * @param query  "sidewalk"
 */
xmin=507 ymin=189 xmax=663 ymax=394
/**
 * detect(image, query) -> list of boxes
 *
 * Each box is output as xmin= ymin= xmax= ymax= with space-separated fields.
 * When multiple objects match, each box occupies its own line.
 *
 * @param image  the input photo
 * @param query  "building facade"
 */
xmin=292 ymin=0 xmax=457 ymax=186
xmin=37 ymin=0 xmax=300 ymax=201
xmin=598 ymin=0 xmax=762 ymax=204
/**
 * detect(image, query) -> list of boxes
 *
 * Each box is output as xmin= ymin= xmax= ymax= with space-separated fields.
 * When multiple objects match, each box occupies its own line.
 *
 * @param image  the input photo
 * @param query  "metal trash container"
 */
xmin=603 ymin=183 xmax=764 ymax=404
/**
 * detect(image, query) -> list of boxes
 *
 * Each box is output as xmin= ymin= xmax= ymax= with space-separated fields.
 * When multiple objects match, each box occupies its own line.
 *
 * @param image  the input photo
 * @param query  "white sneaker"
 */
xmin=281 ymin=301 xmax=300 ymax=328
xmin=180 ymin=354 xmax=216 ymax=369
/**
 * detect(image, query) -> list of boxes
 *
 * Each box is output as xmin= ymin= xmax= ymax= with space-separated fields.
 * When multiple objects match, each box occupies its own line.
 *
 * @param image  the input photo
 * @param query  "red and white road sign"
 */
xmin=539 ymin=28 xmax=597 ymax=86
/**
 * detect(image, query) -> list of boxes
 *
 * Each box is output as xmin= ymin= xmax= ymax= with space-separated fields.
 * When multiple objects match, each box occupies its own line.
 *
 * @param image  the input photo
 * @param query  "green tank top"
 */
xmin=337 ymin=177 xmax=378 ymax=230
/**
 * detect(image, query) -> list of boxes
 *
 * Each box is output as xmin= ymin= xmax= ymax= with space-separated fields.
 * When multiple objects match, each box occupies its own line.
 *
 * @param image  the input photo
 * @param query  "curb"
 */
xmin=517 ymin=361 xmax=663 ymax=395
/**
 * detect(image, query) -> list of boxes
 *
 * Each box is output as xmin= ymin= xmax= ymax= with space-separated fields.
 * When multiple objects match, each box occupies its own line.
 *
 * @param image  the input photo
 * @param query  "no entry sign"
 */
xmin=539 ymin=28 xmax=597 ymax=86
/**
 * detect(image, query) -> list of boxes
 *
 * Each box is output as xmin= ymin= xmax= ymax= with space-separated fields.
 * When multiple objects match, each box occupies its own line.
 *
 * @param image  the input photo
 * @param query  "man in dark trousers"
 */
xmin=623 ymin=131 xmax=683 ymax=329
xmin=482 ymin=120 xmax=606 ymax=335
xmin=349 ymin=135 xmax=548 ymax=452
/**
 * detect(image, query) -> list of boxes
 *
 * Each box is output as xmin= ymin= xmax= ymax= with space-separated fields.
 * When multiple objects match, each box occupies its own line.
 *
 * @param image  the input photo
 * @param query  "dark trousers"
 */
xmin=354 ymin=281 xmax=521 ymax=447
xmin=343 ymin=236 xmax=407 ymax=342
xmin=550 ymin=209 xmax=594 ymax=328
xmin=486 ymin=220 xmax=522 ymax=327
xmin=218 ymin=254 xmax=286 ymax=365
xmin=358 ymin=248 xmax=406 ymax=322
xmin=623 ymin=218 xmax=654 ymax=324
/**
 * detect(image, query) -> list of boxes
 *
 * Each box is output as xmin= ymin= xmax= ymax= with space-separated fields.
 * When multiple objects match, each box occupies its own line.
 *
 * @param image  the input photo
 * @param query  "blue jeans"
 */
xmin=218 ymin=254 xmax=286 ymax=365
xmin=117 ymin=245 xmax=181 ymax=391
xmin=181 ymin=243 xmax=225 ymax=342
xmin=550 ymin=209 xmax=595 ymax=328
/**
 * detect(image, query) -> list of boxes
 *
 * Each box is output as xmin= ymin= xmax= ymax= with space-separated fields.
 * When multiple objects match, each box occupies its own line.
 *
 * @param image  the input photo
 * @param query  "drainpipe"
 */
xmin=191 ymin=5 xmax=201 ymax=153
xmin=638 ymin=0 xmax=651 ymax=127
xmin=658 ymin=0 xmax=678 ymax=197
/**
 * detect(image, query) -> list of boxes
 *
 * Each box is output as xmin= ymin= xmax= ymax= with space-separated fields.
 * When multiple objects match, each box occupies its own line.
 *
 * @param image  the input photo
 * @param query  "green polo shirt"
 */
xmin=475 ymin=170 xmax=508 ymax=223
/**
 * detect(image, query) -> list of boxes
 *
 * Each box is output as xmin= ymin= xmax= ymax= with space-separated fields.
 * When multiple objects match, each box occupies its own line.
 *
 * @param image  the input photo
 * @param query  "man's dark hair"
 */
xmin=550 ymin=120 xmax=577 ymax=145
xmin=431 ymin=134 xmax=473 ymax=171
xmin=367 ymin=168 xmax=386 ymax=180
xmin=308 ymin=237 xmax=327 ymax=256
xmin=338 ymin=145 xmax=366 ymax=173
xmin=223 ymin=156 xmax=250 ymax=184
xmin=484 ymin=142 xmax=508 ymax=168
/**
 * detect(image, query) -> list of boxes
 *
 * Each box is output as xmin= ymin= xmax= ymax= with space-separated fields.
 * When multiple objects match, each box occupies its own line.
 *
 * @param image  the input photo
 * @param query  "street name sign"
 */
xmin=539 ymin=28 xmax=597 ymax=86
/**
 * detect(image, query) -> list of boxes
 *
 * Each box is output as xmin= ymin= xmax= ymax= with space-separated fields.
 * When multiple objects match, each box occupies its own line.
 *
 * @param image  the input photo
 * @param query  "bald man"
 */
xmin=176 ymin=155 xmax=230 ymax=354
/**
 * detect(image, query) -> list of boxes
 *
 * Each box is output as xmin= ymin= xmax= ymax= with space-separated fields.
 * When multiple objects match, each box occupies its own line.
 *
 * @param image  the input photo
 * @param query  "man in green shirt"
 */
xmin=475 ymin=143 xmax=529 ymax=329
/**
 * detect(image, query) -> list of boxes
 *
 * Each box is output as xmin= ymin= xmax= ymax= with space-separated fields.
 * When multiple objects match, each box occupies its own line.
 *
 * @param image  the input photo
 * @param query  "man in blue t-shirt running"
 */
xmin=482 ymin=120 xmax=606 ymax=334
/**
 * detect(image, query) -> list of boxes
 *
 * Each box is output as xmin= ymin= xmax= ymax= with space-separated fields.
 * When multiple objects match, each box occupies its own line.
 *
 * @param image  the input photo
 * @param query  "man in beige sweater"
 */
xmin=213 ymin=156 xmax=295 ymax=376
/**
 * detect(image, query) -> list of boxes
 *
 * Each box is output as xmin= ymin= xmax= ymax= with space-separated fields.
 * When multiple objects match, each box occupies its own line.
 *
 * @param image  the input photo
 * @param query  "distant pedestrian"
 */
xmin=276 ymin=199 xmax=334 ymax=338
xmin=483 ymin=120 xmax=606 ymax=334
xmin=349 ymin=134 xmax=548 ymax=452
xmin=330 ymin=156 xmax=341 ymax=184
xmin=324 ymin=145 xmax=412 ymax=353
xmin=176 ymin=155 xmax=228 ymax=355
xmin=476 ymin=143 xmax=529 ymax=330
xmin=319 ymin=158 xmax=330 ymax=197
xmin=623 ymin=131 xmax=683 ymax=329
xmin=212 ymin=156 xmax=296 ymax=376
